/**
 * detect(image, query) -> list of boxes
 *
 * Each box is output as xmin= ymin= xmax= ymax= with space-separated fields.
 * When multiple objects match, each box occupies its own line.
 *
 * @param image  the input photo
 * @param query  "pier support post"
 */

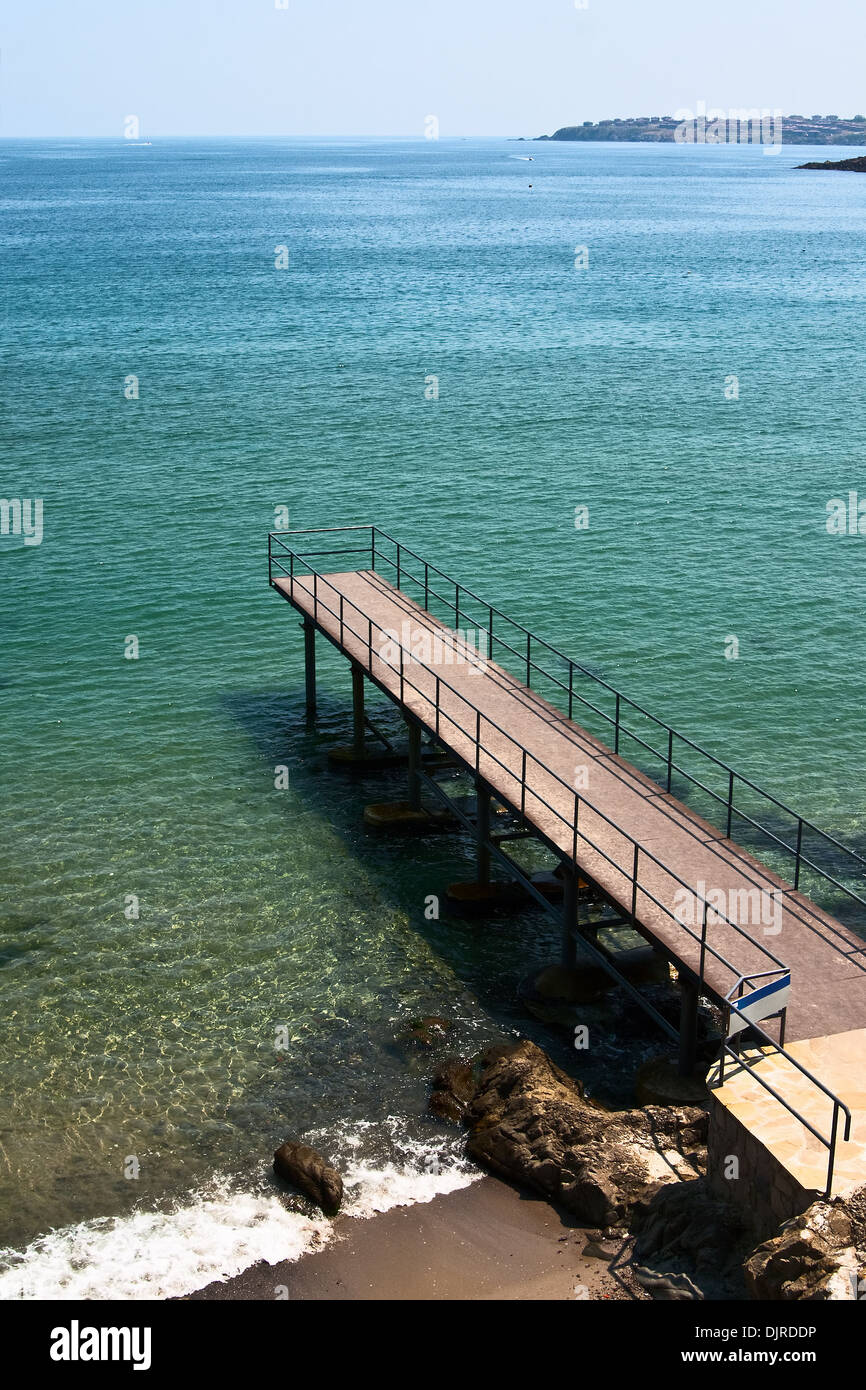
xmin=476 ymin=781 xmax=491 ymax=886
xmin=561 ymin=863 xmax=578 ymax=970
xmin=407 ymin=721 xmax=422 ymax=811
xmin=351 ymin=663 xmax=365 ymax=755
xmin=678 ymin=977 xmax=699 ymax=1076
xmin=303 ymin=620 xmax=316 ymax=721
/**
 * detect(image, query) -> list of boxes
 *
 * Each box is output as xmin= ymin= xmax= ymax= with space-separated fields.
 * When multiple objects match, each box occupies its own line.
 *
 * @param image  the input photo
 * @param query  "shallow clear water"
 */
xmin=1 ymin=136 xmax=865 ymax=1293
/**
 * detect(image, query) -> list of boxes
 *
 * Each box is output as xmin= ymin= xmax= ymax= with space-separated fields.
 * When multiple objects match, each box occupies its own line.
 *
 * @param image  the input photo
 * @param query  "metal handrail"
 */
xmin=268 ymin=532 xmax=790 ymax=1006
xmin=373 ymin=531 xmax=866 ymax=905
xmin=270 ymin=525 xmax=866 ymax=918
xmin=714 ymin=1014 xmax=853 ymax=1196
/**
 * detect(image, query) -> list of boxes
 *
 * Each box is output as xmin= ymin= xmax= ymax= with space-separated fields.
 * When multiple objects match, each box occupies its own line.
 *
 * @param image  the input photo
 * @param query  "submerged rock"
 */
xmin=273 ymin=1141 xmax=343 ymax=1215
xmin=464 ymin=1040 xmax=706 ymax=1227
xmin=428 ymin=1056 xmax=476 ymax=1125
xmin=397 ymin=1016 xmax=454 ymax=1051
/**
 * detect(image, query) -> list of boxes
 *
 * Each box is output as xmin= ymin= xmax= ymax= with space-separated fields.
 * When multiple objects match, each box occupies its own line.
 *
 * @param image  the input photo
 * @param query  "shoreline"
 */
xmin=182 ymin=1175 xmax=647 ymax=1302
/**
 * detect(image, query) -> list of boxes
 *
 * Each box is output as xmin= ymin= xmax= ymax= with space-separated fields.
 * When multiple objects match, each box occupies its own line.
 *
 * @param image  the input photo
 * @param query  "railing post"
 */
xmin=794 ymin=818 xmax=803 ymax=890
xmin=489 ymin=606 xmax=494 ymax=660
xmin=455 ymin=583 xmax=459 ymax=628
xmin=667 ymin=728 xmax=674 ymax=792
xmin=400 ymin=642 xmax=404 ymax=702
xmin=521 ymin=749 xmax=527 ymax=818
xmin=268 ymin=532 xmax=272 ymax=584
xmin=368 ymin=617 xmax=373 ymax=670
xmin=526 ymin=632 xmax=531 ymax=688
xmin=476 ymin=710 xmax=481 ymax=774
xmin=340 ymin=594 xmax=344 ymax=644
xmin=424 ymin=563 xmax=429 ymax=610
xmin=396 ymin=543 xmax=401 ymax=589
xmin=435 ymin=675 xmax=440 ymax=736
xmin=572 ymin=793 xmax=580 ymax=862
xmin=615 ymin=694 xmax=621 ymax=754
xmin=370 ymin=527 xmax=375 ymax=572
xmin=569 ymin=663 xmax=574 ymax=721
xmin=313 ymin=571 xmax=318 ymax=621
xmin=726 ymin=769 xmax=735 ymax=839
xmin=699 ymin=899 xmax=708 ymax=987
xmin=631 ymin=843 xmax=640 ymax=922
xmin=826 ymin=1103 xmax=840 ymax=1197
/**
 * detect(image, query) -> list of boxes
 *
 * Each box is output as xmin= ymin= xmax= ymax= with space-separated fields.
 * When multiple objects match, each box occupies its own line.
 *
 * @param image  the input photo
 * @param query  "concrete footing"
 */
xmin=363 ymin=801 xmax=456 ymax=833
xmin=444 ymin=880 xmax=526 ymax=916
xmin=328 ymin=746 xmax=408 ymax=770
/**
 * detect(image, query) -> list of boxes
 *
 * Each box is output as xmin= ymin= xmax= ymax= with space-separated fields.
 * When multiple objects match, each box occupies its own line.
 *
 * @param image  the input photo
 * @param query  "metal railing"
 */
xmin=268 ymin=526 xmax=791 ymax=1009
xmin=716 ymin=1011 xmax=852 ymax=1196
xmin=268 ymin=524 xmax=855 ymax=1193
xmin=270 ymin=524 xmax=866 ymax=928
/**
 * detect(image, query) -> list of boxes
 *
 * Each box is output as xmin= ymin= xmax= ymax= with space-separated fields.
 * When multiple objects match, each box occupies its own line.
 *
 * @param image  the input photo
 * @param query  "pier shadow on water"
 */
xmin=221 ymin=685 xmax=679 ymax=1108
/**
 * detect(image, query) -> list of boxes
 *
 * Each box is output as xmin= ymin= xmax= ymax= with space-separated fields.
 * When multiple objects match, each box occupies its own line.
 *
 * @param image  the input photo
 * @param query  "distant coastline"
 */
xmin=529 ymin=114 xmax=866 ymax=145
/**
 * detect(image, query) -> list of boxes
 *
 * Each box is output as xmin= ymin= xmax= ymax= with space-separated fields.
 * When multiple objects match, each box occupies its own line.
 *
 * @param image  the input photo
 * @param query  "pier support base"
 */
xmin=363 ymin=801 xmax=455 ymax=833
xmin=444 ymin=880 xmax=525 ymax=916
xmin=303 ymin=620 xmax=316 ymax=721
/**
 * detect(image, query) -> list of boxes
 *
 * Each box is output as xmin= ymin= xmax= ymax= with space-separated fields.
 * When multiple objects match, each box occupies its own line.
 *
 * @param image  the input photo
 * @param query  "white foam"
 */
xmin=310 ymin=1116 xmax=481 ymax=1218
xmin=0 ymin=1126 xmax=481 ymax=1300
xmin=0 ymin=1182 xmax=333 ymax=1302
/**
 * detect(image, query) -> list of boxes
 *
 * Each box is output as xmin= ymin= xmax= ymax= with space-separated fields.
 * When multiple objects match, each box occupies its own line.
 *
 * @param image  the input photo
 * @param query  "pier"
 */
xmin=269 ymin=525 xmax=866 ymax=1204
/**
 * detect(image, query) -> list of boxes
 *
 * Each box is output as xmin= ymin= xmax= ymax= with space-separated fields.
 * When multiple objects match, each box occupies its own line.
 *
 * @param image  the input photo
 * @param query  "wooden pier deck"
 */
xmin=274 ymin=566 xmax=866 ymax=1047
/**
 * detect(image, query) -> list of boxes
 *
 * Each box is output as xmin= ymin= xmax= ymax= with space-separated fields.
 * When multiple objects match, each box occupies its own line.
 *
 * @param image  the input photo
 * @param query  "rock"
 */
xmin=633 ymin=1265 xmax=704 ymax=1300
xmin=273 ymin=1142 xmax=343 ymax=1215
xmin=583 ymin=1238 xmax=619 ymax=1262
xmin=464 ymin=1040 xmax=706 ymax=1227
xmin=428 ymin=1056 xmax=475 ymax=1125
xmin=744 ymin=1192 xmax=866 ymax=1300
xmin=633 ymin=1177 xmax=750 ymax=1298
xmin=797 ymin=155 xmax=866 ymax=172
xmin=398 ymin=1016 xmax=454 ymax=1051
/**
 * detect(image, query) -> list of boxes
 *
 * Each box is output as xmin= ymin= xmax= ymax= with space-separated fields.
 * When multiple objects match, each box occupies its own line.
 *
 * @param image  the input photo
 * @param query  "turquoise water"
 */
xmin=2 ymin=136 xmax=865 ymax=1294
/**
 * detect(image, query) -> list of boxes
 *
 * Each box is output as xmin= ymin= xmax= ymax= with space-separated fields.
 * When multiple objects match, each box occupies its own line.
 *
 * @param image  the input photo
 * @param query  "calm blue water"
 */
xmin=1 ymin=136 xmax=865 ymax=1295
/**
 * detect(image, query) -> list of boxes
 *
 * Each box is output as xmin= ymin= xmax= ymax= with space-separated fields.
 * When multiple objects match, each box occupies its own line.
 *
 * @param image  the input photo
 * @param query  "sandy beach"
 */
xmin=184 ymin=1175 xmax=646 ymax=1302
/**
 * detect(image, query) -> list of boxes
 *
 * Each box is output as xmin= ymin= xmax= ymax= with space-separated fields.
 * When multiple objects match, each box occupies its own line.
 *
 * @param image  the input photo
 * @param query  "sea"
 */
xmin=1 ymin=135 xmax=865 ymax=1298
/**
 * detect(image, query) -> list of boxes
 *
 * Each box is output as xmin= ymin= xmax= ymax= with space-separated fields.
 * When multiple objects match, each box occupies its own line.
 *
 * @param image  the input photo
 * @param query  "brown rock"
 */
xmin=273 ymin=1141 xmax=343 ymax=1215
xmin=744 ymin=1195 xmax=865 ymax=1300
xmin=464 ymin=1040 xmax=706 ymax=1227
xmin=428 ymin=1056 xmax=476 ymax=1125
xmin=399 ymin=1016 xmax=454 ymax=1050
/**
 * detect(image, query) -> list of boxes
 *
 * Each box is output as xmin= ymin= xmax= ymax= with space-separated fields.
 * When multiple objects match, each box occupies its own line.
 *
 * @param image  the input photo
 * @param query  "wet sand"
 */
xmin=185 ymin=1176 xmax=646 ymax=1301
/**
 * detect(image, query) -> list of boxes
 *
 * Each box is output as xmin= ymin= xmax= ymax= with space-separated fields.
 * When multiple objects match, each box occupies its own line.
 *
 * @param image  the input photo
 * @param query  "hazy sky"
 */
xmin=3 ymin=0 xmax=865 ymax=138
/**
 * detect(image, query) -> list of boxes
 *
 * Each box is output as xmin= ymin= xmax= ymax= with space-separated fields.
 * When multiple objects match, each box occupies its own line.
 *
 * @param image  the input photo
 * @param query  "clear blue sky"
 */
xmin=2 ymin=0 xmax=864 ymax=137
